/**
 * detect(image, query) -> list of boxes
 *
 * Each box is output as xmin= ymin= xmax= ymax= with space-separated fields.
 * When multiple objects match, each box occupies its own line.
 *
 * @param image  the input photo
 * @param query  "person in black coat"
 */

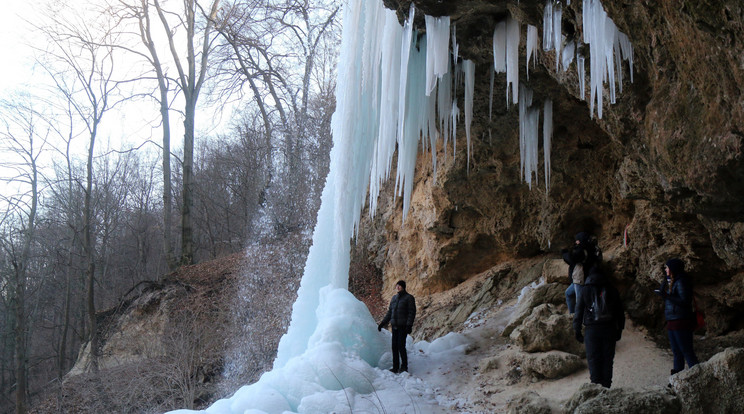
xmin=378 ymin=280 xmax=416 ymax=373
xmin=573 ymin=266 xmax=625 ymax=388
xmin=655 ymin=258 xmax=699 ymax=374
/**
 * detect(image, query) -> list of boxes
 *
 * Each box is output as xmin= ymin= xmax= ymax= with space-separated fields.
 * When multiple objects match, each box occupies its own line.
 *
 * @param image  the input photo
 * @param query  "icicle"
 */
xmin=451 ymin=23 xmax=459 ymax=66
xmin=493 ymin=20 xmax=507 ymax=73
xmin=605 ymin=19 xmax=617 ymax=105
xmin=526 ymin=25 xmax=539 ymax=79
xmin=396 ymin=35 xmax=431 ymax=222
xmin=369 ymin=9 xmax=404 ymax=215
xmin=561 ymin=40 xmax=575 ymax=72
xmin=543 ymin=0 xmax=554 ymax=51
xmin=438 ymin=69 xmax=453 ymax=159
xmin=543 ymin=99 xmax=553 ymax=195
xmin=489 ymin=67 xmax=494 ymax=121
xmin=582 ymin=0 xmax=634 ymax=118
xmin=506 ymin=16 xmax=520 ymax=105
xmin=577 ymin=51 xmax=585 ymax=99
xmin=519 ymin=84 xmax=539 ymax=189
xmin=553 ymin=3 xmax=562 ymax=72
xmin=396 ymin=5 xmax=415 ymax=152
xmin=451 ymin=25 xmax=460 ymax=159
xmin=425 ymin=15 xmax=451 ymax=96
xmin=618 ymin=32 xmax=634 ymax=83
xmin=451 ymin=99 xmax=460 ymax=158
xmin=463 ymin=59 xmax=475 ymax=173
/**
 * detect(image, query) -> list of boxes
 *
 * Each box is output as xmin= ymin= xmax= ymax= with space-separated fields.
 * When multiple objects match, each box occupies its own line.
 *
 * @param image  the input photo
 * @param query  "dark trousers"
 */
xmin=391 ymin=327 xmax=408 ymax=371
xmin=584 ymin=325 xmax=617 ymax=388
xmin=668 ymin=329 xmax=699 ymax=372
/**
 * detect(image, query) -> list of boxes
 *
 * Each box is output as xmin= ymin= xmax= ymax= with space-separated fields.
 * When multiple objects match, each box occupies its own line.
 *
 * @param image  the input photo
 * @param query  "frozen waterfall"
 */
xmin=166 ymin=0 xmax=634 ymax=412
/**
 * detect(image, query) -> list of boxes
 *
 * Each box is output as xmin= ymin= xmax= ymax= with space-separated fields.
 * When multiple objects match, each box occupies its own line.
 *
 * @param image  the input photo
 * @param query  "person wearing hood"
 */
xmin=378 ymin=280 xmax=416 ymax=373
xmin=563 ymin=232 xmax=601 ymax=313
xmin=573 ymin=265 xmax=625 ymax=388
xmin=655 ymin=258 xmax=699 ymax=374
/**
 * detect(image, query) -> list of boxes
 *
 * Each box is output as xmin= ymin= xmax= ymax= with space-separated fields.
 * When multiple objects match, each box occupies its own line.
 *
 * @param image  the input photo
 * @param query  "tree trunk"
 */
xmin=13 ymin=277 xmax=27 ymax=414
xmin=181 ymin=102 xmax=195 ymax=265
xmin=84 ymin=123 xmax=98 ymax=373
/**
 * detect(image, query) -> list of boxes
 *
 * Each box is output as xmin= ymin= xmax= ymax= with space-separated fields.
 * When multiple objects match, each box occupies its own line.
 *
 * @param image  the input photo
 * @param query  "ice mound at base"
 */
xmin=167 ymin=286 xmax=469 ymax=414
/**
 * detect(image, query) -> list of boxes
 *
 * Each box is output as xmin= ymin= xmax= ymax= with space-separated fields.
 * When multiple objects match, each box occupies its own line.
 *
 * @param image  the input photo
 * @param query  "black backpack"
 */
xmin=588 ymin=285 xmax=614 ymax=323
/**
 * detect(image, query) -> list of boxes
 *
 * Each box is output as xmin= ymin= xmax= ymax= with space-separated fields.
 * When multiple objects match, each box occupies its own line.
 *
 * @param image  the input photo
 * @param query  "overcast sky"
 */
xmin=0 ymin=1 xmax=41 ymax=95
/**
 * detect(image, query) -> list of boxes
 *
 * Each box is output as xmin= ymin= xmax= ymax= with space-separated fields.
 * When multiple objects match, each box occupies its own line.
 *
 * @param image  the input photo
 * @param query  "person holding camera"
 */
xmin=655 ymin=258 xmax=699 ymax=375
xmin=562 ymin=232 xmax=601 ymax=313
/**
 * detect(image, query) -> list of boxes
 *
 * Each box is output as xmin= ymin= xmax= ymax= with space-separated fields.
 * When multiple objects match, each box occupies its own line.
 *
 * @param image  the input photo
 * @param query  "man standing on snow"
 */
xmin=378 ymin=280 xmax=416 ymax=373
xmin=573 ymin=265 xmax=625 ymax=388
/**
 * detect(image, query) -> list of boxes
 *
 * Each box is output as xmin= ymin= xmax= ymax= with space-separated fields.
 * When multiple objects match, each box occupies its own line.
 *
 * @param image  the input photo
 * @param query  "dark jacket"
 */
xmin=660 ymin=274 xmax=695 ymax=321
xmin=573 ymin=268 xmax=625 ymax=333
xmin=381 ymin=291 xmax=416 ymax=329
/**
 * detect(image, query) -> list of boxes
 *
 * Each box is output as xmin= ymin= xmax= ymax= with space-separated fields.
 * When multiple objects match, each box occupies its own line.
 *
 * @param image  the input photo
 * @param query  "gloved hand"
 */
xmin=575 ymin=330 xmax=584 ymax=343
xmin=615 ymin=329 xmax=622 ymax=342
xmin=406 ymin=325 xmax=413 ymax=335
xmin=377 ymin=323 xmax=383 ymax=332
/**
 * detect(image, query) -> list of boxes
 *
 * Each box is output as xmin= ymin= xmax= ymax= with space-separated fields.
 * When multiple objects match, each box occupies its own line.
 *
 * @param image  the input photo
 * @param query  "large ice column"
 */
xmin=274 ymin=1 xmax=385 ymax=369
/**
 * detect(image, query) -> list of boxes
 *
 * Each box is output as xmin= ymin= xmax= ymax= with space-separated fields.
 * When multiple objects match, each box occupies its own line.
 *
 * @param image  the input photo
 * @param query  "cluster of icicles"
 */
xmin=348 ymin=0 xmax=633 ymax=227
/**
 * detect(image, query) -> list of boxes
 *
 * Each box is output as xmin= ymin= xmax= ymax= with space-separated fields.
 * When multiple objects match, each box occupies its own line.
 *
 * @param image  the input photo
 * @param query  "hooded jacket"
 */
xmin=660 ymin=273 xmax=695 ymax=321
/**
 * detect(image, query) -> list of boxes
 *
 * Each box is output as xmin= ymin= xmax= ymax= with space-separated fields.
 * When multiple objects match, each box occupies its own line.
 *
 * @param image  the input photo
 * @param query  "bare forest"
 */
xmin=0 ymin=0 xmax=338 ymax=412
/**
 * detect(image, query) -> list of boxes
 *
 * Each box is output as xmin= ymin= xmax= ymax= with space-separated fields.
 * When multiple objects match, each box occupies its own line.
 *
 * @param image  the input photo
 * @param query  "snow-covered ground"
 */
xmin=169 ymin=289 xmax=672 ymax=414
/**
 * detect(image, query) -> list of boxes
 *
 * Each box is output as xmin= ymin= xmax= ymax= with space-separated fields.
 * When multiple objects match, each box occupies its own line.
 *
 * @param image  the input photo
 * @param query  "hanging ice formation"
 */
xmin=526 ymin=25 xmax=539 ymax=79
xmin=463 ymin=59 xmax=475 ymax=172
xmin=582 ymin=0 xmax=634 ymax=118
xmin=518 ymin=84 xmax=540 ymax=189
xmin=425 ymin=15 xmax=451 ymax=96
xmin=543 ymin=99 xmax=553 ymax=194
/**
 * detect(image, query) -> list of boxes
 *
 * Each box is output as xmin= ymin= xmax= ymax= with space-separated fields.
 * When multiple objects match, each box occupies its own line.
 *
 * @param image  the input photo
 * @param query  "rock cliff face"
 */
xmin=355 ymin=0 xmax=744 ymax=339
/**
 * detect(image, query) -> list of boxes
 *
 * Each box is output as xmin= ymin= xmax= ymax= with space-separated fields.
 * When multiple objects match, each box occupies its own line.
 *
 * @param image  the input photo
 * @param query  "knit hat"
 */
xmin=665 ymin=258 xmax=685 ymax=276
xmin=575 ymin=232 xmax=591 ymax=246
xmin=396 ymin=280 xmax=406 ymax=290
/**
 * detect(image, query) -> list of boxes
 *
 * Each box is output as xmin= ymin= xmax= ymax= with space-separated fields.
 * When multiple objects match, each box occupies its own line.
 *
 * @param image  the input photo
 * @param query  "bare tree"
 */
xmin=36 ymin=1 xmax=128 ymax=373
xmin=213 ymin=0 xmax=338 ymax=235
xmin=0 ymin=96 xmax=47 ymax=413
xmin=113 ymin=0 xmax=180 ymax=271
xmin=147 ymin=0 xmax=221 ymax=266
